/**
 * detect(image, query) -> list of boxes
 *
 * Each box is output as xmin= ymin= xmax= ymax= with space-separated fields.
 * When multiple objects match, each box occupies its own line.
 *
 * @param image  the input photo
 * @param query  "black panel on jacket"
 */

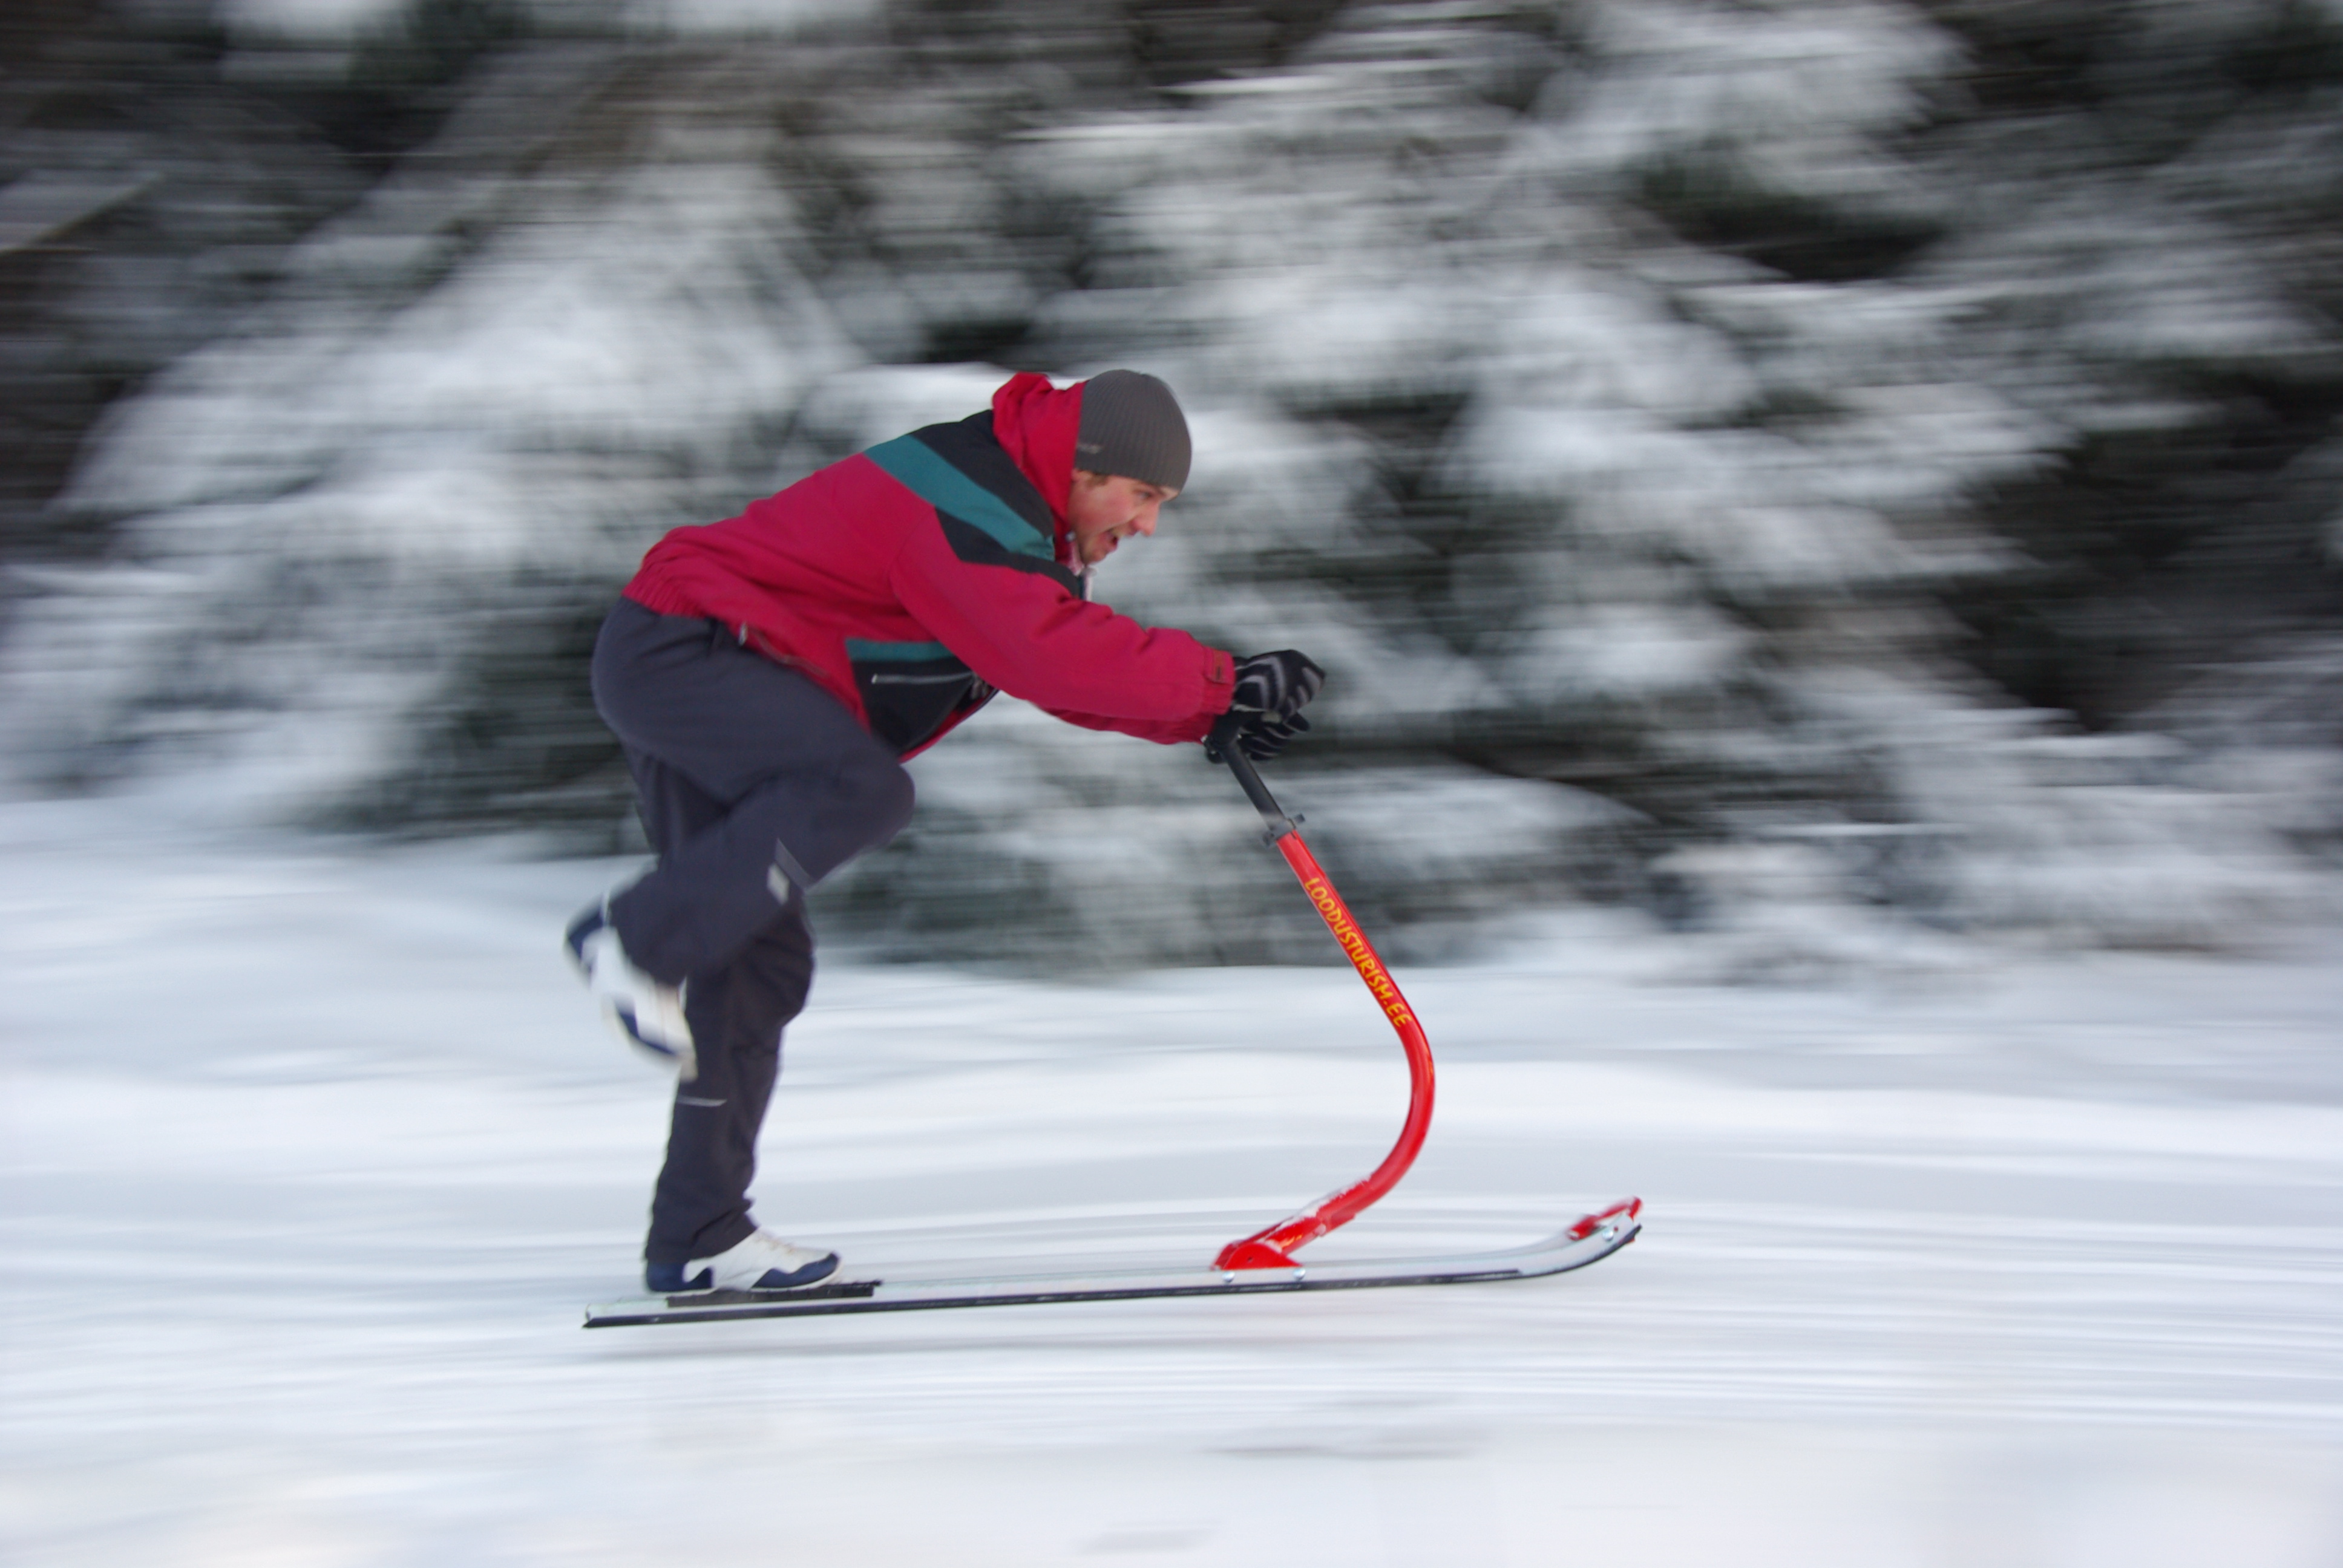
xmin=911 ymin=412 xmax=1058 ymax=537
xmin=851 ymin=650 xmax=988 ymax=756
xmin=937 ymin=512 xmax=1083 ymax=594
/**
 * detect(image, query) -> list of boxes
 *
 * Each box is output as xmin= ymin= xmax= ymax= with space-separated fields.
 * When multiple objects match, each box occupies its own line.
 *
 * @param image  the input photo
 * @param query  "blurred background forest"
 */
xmin=2 ymin=0 xmax=2339 ymax=968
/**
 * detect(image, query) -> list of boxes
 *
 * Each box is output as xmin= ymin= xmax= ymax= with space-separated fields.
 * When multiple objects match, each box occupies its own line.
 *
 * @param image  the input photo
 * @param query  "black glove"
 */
xmin=1228 ymin=650 xmax=1325 ymax=724
xmin=1207 ymin=650 xmax=1325 ymax=764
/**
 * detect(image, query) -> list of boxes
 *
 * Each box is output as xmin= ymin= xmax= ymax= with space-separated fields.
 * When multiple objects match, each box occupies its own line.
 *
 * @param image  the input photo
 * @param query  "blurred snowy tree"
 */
xmin=2 ymin=0 xmax=2338 ymax=964
xmin=0 ymin=0 xmax=527 ymax=558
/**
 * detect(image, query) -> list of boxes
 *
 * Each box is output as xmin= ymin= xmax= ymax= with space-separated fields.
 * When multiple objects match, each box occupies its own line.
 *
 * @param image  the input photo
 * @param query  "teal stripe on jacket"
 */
xmin=845 ymin=638 xmax=956 ymax=662
xmin=863 ymin=434 xmax=1054 ymax=561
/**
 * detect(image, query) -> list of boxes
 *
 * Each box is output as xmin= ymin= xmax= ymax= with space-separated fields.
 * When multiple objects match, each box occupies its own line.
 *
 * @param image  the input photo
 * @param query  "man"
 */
xmin=566 ymin=370 xmax=1325 ymax=1293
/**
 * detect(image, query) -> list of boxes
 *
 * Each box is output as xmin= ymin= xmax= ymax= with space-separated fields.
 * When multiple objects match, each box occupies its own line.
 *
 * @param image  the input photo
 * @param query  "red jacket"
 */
xmin=623 ymin=373 xmax=1236 ymax=758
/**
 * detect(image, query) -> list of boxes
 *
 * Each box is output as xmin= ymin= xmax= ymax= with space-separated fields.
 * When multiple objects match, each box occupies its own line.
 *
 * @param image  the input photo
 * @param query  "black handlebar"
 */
xmin=1208 ymin=710 xmax=1298 ymax=841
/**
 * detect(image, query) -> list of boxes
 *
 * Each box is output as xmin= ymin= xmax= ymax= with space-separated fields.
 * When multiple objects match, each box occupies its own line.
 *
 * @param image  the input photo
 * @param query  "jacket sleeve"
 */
xmin=886 ymin=512 xmax=1235 ymax=742
xmin=1035 ymin=700 xmax=1232 ymax=746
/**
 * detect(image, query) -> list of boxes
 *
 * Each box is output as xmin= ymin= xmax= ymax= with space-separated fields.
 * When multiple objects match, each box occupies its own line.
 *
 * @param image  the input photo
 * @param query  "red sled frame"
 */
xmin=1208 ymin=714 xmax=1439 ymax=1271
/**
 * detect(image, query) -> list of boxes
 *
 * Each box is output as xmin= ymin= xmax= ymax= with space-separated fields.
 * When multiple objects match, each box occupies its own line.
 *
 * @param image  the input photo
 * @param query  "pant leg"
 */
xmin=623 ymin=743 xmax=823 ymax=1268
xmin=646 ymin=898 xmax=815 ymax=1265
xmin=590 ymin=601 xmax=915 ymax=984
xmin=588 ymin=600 xmax=906 ymax=1266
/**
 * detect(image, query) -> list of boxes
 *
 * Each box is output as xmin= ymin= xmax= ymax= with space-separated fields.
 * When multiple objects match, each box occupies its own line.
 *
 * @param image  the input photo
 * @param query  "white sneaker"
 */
xmin=664 ymin=1229 xmax=841 ymax=1292
xmin=564 ymin=901 xmax=695 ymax=1077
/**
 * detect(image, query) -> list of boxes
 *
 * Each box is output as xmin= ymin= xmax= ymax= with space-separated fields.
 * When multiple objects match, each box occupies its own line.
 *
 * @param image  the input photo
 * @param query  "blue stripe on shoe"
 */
xmin=752 ymin=1252 xmax=840 ymax=1290
xmin=647 ymin=1261 xmax=712 ymax=1292
xmin=644 ymin=1253 xmax=837 ymax=1293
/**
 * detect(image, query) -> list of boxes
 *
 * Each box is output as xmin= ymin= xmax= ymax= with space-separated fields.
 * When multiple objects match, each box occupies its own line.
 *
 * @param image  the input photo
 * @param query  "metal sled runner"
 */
xmin=584 ymin=1203 xmax=1640 ymax=1326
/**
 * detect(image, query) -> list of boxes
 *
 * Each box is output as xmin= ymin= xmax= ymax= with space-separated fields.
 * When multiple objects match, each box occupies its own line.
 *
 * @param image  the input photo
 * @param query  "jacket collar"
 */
xmin=989 ymin=372 xmax=1081 ymax=564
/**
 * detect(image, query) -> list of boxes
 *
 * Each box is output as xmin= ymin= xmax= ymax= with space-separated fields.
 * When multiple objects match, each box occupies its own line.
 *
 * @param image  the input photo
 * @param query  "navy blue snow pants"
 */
xmin=589 ymin=599 xmax=916 ymax=1268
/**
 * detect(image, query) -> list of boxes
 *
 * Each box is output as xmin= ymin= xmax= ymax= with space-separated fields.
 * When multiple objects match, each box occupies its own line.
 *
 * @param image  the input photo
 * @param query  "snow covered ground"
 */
xmin=4 ymin=795 xmax=2341 ymax=1566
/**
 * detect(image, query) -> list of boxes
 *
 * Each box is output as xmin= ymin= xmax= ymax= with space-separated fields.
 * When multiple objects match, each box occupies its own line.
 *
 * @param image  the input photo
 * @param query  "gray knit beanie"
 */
xmin=1075 ymin=370 xmax=1191 ymax=491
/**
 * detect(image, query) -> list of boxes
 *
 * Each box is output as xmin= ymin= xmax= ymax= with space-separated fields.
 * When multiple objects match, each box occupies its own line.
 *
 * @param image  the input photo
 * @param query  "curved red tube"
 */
xmin=1213 ymin=829 xmax=1437 ymax=1270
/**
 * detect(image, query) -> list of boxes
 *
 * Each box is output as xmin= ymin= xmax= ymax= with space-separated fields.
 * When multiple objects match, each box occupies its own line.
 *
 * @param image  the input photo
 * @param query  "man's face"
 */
xmin=1067 ymin=472 xmax=1177 ymax=566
